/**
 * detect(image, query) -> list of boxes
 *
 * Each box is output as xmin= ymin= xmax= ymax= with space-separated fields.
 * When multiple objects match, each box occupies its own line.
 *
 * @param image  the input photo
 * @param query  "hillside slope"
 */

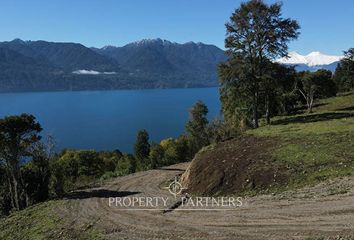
xmin=182 ymin=92 xmax=354 ymax=195
xmin=0 ymin=47 xmax=64 ymax=91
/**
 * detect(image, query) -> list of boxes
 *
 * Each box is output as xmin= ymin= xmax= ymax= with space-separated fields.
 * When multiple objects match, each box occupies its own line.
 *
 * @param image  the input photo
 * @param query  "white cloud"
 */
xmin=72 ymin=69 xmax=117 ymax=75
xmin=72 ymin=70 xmax=100 ymax=75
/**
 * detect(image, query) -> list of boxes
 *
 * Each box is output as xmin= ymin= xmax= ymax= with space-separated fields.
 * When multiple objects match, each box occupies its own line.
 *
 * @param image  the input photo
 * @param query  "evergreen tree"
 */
xmin=334 ymin=48 xmax=354 ymax=91
xmin=219 ymin=0 xmax=300 ymax=128
xmin=262 ymin=62 xmax=297 ymax=123
xmin=149 ymin=143 xmax=164 ymax=169
xmin=134 ymin=129 xmax=150 ymax=167
xmin=22 ymin=143 xmax=51 ymax=203
xmin=0 ymin=114 xmax=42 ymax=210
xmin=126 ymin=154 xmax=137 ymax=174
xmin=186 ymin=101 xmax=209 ymax=154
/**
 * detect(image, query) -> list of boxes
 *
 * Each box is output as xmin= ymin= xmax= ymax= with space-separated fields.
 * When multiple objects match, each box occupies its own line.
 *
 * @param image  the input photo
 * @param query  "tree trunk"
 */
xmin=252 ymin=91 xmax=259 ymax=128
xmin=19 ymin=172 xmax=29 ymax=208
xmin=7 ymin=176 xmax=15 ymax=209
xmin=11 ymin=174 xmax=20 ymax=210
xmin=298 ymin=89 xmax=313 ymax=114
xmin=306 ymin=93 xmax=314 ymax=113
xmin=308 ymin=104 xmax=313 ymax=113
xmin=265 ymin=94 xmax=271 ymax=125
xmin=308 ymin=96 xmax=314 ymax=113
xmin=10 ymin=162 xmax=27 ymax=210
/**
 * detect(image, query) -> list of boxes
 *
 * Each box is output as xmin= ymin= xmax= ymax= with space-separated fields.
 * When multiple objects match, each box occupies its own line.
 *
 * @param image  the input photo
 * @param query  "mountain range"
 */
xmin=0 ymin=38 xmax=342 ymax=92
xmin=0 ymin=38 xmax=226 ymax=92
xmin=276 ymin=51 xmax=343 ymax=72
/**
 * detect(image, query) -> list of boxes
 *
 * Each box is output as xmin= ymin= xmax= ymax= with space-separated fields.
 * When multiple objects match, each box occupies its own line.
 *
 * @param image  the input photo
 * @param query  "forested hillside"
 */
xmin=0 ymin=39 xmax=226 ymax=92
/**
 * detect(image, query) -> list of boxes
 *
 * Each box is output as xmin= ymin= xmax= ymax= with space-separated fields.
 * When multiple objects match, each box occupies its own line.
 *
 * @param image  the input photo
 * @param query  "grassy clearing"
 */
xmin=249 ymin=91 xmax=354 ymax=191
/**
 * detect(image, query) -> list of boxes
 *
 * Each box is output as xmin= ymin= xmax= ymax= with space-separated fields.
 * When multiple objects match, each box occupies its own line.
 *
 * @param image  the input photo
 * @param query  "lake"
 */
xmin=0 ymin=88 xmax=221 ymax=153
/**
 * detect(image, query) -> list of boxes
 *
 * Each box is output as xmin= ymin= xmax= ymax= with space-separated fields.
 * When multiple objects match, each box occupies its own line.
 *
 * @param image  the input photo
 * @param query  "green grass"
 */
xmin=0 ymin=201 xmax=64 ymax=240
xmin=248 ymin=91 xmax=354 ymax=191
xmin=0 ymin=200 xmax=104 ymax=240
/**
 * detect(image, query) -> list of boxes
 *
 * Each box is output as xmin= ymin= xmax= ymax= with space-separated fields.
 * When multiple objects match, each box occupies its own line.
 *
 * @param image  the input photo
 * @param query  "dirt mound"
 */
xmin=181 ymin=135 xmax=288 ymax=195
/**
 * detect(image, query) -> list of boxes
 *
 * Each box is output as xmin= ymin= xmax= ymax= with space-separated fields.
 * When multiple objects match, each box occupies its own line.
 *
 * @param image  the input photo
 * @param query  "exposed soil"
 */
xmin=55 ymin=162 xmax=354 ymax=239
xmin=181 ymin=136 xmax=288 ymax=195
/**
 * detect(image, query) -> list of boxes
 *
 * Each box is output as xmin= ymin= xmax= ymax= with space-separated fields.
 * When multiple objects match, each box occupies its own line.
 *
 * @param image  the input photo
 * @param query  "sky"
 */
xmin=0 ymin=0 xmax=353 ymax=55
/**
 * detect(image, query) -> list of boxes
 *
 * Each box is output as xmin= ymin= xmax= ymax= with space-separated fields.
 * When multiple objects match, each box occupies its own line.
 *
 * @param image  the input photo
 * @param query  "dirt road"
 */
xmin=58 ymin=163 xmax=354 ymax=239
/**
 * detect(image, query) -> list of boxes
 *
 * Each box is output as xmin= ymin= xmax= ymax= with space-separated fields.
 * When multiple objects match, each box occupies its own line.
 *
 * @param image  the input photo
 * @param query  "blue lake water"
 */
xmin=0 ymin=88 xmax=221 ymax=153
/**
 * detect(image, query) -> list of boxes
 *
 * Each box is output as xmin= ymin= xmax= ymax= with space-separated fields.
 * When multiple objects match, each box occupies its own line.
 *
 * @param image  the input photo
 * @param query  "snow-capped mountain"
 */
xmin=129 ymin=38 xmax=176 ymax=46
xmin=276 ymin=51 xmax=343 ymax=72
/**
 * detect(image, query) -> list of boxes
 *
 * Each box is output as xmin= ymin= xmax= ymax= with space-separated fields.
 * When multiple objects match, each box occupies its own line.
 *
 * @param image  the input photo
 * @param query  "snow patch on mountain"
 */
xmin=276 ymin=51 xmax=343 ymax=66
xmin=130 ymin=38 xmax=175 ymax=46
